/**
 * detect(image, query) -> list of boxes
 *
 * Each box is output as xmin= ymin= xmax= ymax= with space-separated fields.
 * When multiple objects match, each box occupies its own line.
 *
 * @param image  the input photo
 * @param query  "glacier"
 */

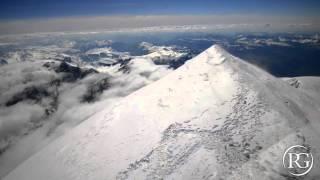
xmin=4 ymin=45 xmax=320 ymax=180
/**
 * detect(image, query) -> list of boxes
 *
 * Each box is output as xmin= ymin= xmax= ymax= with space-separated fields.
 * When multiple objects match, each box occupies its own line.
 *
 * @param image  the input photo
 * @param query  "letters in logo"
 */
xmin=283 ymin=145 xmax=313 ymax=176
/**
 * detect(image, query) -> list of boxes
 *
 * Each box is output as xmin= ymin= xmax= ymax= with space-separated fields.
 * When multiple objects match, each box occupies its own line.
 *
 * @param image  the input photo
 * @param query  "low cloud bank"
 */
xmin=0 ymin=41 xmax=185 ymax=177
xmin=0 ymin=15 xmax=319 ymax=35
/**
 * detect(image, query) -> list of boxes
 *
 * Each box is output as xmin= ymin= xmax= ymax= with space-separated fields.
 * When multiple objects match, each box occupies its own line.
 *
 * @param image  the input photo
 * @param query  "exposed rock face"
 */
xmin=0 ymin=59 xmax=8 ymax=66
xmin=284 ymin=78 xmax=301 ymax=88
xmin=118 ymin=59 xmax=132 ymax=74
xmin=5 ymin=86 xmax=51 ymax=107
xmin=62 ymin=56 xmax=72 ymax=63
xmin=167 ymin=52 xmax=194 ymax=69
xmin=82 ymin=77 xmax=111 ymax=103
xmin=283 ymin=76 xmax=320 ymax=105
xmin=5 ymin=45 xmax=320 ymax=180
xmin=54 ymin=61 xmax=98 ymax=82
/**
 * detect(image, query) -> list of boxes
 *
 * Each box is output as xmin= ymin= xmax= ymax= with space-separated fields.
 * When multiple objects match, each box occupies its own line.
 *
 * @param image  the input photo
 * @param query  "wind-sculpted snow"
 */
xmin=5 ymin=45 xmax=320 ymax=180
xmin=283 ymin=76 xmax=320 ymax=105
xmin=0 ymin=42 xmax=180 ymax=177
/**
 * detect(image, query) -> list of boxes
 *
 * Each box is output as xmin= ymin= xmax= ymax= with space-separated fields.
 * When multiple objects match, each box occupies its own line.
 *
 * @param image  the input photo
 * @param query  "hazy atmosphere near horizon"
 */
xmin=1 ymin=1 xmax=320 ymax=180
xmin=0 ymin=0 xmax=320 ymax=34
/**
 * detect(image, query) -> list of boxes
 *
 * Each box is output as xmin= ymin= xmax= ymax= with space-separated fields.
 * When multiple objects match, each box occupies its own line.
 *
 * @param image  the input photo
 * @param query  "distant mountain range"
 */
xmin=5 ymin=45 xmax=320 ymax=179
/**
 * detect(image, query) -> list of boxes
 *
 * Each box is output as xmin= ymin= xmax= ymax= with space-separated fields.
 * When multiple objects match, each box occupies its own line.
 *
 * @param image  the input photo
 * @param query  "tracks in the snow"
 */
xmin=117 ymin=84 xmax=268 ymax=179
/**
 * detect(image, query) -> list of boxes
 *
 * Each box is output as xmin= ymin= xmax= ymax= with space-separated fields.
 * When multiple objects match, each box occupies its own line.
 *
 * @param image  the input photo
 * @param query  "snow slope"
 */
xmin=283 ymin=76 xmax=320 ymax=104
xmin=5 ymin=45 xmax=320 ymax=180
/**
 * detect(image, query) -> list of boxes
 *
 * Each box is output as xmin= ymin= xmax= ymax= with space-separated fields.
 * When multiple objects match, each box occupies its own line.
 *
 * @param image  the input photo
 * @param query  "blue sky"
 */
xmin=0 ymin=0 xmax=319 ymax=35
xmin=1 ymin=0 xmax=320 ymax=20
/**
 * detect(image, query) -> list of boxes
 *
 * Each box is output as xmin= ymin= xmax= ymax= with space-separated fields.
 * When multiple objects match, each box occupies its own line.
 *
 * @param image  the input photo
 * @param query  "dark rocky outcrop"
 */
xmin=82 ymin=77 xmax=111 ymax=103
xmin=63 ymin=56 xmax=72 ymax=63
xmin=54 ymin=61 xmax=98 ymax=82
xmin=118 ymin=59 xmax=131 ymax=74
xmin=5 ymin=86 xmax=50 ymax=107
xmin=168 ymin=53 xmax=194 ymax=69
xmin=286 ymin=78 xmax=301 ymax=88
xmin=0 ymin=59 xmax=8 ymax=66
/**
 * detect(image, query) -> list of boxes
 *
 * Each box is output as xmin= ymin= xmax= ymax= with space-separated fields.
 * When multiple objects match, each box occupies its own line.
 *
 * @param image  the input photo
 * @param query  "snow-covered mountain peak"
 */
xmin=186 ymin=45 xmax=227 ymax=66
xmin=138 ymin=42 xmax=190 ymax=66
xmin=4 ymin=45 xmax=320 ymax=180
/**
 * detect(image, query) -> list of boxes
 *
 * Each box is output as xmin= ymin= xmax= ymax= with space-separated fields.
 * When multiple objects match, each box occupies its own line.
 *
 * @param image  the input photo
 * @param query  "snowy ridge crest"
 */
xmin=4 ymin=45 xmax=320 ymax=180
xmin=186 ymin=45 xmax=227 ymax=67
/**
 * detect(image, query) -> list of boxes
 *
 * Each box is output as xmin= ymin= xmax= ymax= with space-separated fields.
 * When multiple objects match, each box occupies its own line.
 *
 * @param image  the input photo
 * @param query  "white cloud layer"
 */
xmin=0 ymin=15 xmax=319 ymax=35
xmin=0 ymin=41 xmax=182 ymax=177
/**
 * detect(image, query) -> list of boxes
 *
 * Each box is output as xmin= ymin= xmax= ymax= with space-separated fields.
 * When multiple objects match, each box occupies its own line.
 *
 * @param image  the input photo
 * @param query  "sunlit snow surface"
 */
xmin=0 ymin=41 xmax=179 ymax=177
xmin=5 ymin=45 xmax=320 ymax=180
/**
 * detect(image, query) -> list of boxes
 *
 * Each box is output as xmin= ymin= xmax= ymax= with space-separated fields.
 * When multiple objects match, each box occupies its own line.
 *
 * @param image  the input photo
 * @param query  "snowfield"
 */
xmin=0 ymin=42 xmax=176 ymax=177
xmin=283 ymin=76 xmax=320 ymax=104
xmin=4 ymin=45 xmax=320 ymax=179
